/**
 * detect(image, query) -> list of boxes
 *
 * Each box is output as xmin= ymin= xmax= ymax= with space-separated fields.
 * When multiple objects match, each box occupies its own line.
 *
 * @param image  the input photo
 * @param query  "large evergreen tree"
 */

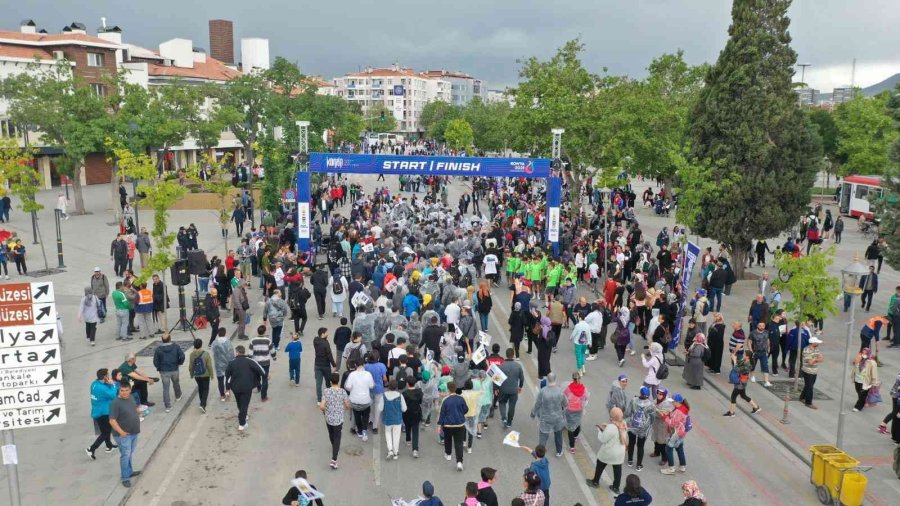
xmin=688 ymin=0 xmax=820 ymax=278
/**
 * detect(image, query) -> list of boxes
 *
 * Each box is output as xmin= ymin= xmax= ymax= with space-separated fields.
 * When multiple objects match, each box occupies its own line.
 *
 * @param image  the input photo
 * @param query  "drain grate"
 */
xmin=136 ymin=340 xmax=195 ymax=357
xmin=762 ymin=379 xmax=833 ymax=401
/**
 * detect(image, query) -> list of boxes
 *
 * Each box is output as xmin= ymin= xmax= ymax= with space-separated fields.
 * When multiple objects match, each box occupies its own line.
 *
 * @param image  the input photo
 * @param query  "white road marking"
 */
xmin=147 ymin=410 xmax=207 ymax=506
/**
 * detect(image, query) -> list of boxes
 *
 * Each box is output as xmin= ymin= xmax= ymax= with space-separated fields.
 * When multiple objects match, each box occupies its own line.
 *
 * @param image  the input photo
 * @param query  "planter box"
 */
xmin=140 ymin=189 xmax=262 ymax=210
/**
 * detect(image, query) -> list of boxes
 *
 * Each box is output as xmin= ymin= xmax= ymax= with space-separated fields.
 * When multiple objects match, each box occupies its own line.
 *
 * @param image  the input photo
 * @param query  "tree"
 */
xmin=688 ymin=0 xmax=820 ymax=280
xmin=366 ymin=103 xmax=397 ymax=133
xmin=833 ymin=93 xmax=897 ymax=176
xmin=420 ymin=100 xmax=462 ymax=141
xmin=625 ymin=52 xmax=707 ymax=198
xmin=511 ymin=39 xmax=632 ymax=205
xmin=112 ymin=145 xmax=186 ymax=286
xmin=215 ymin=73 xmax=272 ymax=172
xmin=463 ymin=98 xmax=513 ymax=152
xmin=187 ymin=154 xmax=236 ymax=251
xmin=876 ymin=166 xmax=900 ymax=270
xmin=0 ymin=61 xmax=108 ymax=215
xmin=444 ymin=118 xmax=474 ymax=151
xmin=0 ymin=137 xmax=51 ymax=272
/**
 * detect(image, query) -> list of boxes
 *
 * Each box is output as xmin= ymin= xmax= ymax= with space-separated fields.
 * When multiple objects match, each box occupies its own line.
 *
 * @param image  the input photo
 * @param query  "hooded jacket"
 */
xmin=529 ymin=457 xmax=551 ymax=491
xmin=606 ymin=381 xmax=629 ymax=413
xmin=531 ymin=384 xmax=567 ymax=433
xmin=153 ymin=341 xmax=185 ymax=372
xmin=90 ymin=380 xmax=118 ymax=418
xmin=211 ymin=336 xmax=235 ymax=377
xmin=627 ymin=396 xmax=656 ymax=438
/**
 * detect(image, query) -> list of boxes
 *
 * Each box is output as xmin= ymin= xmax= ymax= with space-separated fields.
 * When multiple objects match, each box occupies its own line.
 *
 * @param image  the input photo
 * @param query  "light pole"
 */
xmin=797 ymin=63 xmax=812 ymax=86
xmin=127 ymin=122 xmax=140 ymax=233
xmin=836 ymin=258 xmax=867 ymax=448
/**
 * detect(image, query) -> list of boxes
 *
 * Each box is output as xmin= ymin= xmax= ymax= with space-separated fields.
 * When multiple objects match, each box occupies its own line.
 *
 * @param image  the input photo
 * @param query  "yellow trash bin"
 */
xmin=839 ymin=471 xmax=867 ymax=506
xmin=809 ymin=445 xmax=843 ymax=486
xmin=824 ymin=454 xmax=859 ymax=497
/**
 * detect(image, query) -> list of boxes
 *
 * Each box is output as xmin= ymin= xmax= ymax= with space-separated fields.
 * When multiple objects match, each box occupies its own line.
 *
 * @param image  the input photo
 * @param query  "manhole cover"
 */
xmin=136 ymin=340 xmax=195 ymax=357
xmin=763 ymin=380 xmax=832 ymax=401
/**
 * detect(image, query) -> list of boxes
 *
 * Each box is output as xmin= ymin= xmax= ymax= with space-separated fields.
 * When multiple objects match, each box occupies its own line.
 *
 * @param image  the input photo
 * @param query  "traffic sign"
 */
xmin=282 ymin=189 xmax=297 ymax=203
xmin=0 ymin=282 xmax=65 ymax=430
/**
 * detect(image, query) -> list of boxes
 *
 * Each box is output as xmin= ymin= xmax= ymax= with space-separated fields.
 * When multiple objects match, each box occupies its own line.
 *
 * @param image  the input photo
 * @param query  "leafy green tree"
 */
xmin=366 ymin=103 xmax=397 ymax=133
xmin=626 ymin=52 xmax=707 ymax=197
xmin=463 ymin=98 xmax=513 ymax=152
xmin=420 ymin=101 xmax=462 ymax=141
xmin=187 ymin=154 xmax=237 ymax=251
xmin=688 ymin=0 xmax=820 ymax=279
xmin=214 ymin=73 xmax=272 ymax=173
xmin=511 ymin=39 xmax=632 ymax=204
xmin=112 ymin=145 xmax=186 ymax=286
xmin=833 ymin=93 xmax=897 ymax=175
xmin=0 ymin=137 xmax=50 ymax=272
xmin=444 ymin=118 xmax=474 ymax=151
xmin=0 ymin=62 xmax=108 ymax=215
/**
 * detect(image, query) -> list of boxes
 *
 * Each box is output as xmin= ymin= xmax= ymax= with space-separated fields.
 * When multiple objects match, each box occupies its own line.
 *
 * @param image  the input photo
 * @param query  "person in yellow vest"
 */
xmin=135 ymin=283 xmax=156 ymax=340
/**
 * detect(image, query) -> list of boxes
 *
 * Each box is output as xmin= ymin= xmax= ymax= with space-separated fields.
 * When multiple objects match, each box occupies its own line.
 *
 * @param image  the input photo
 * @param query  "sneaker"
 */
xmin=586 ymin=355 xmax=598 ymax=361
xmin=879 ymin=424 xmax=888 ymax=434
xmin=750 ymin=376 xmax=757 ymax=383
xmin=552 ymin=347 xmax=558 ymax=353
xmin=677 ymin=465 xmax=687 ymax=473
xmin=386 ymin=452 xmax=394 ymax=460
xmin=413 ymin=450 xmax=419 ymax=458
xmin=105 ymin=445 xmax=118 ymax=453
xmin=238 ymin=425 xmax=246 ymax=431
xmin=852 ymin=408 xmax=859 ymax=412
xmin=763 ymin=382 xmax=773 ymax=387
xmin=200 ymin=406 xmax=206 ymax=414
xmin=660 ymin=467 xmax=676 ymax=475
xmin=362 ymin=431 xmax=369 ymax=442
xmin=772 ymin=372 xmax=779 ymax=377
xmin=85 ymin=448 xmax=96 ymax=460
xmin=627 ymin=460 xmax=634 ymax=467
xmin=220 ymin=397 xmax=227 ymax=402
xmin=456 ymin=462 xmax=464 ymax=472
xmin=175 ymin=396 xmax=182 ymax=402
xmin=569 ymin=447 xmax=576 ymax=454
xmin=329 ymin=459 xmax=336 ymax=469
xmin=555 ymin=452 xmax=562 ymax=458
xmin=91 ymin=342 xmax=95 ymax=347
xmin=372 ymin=428 xmax=379 ymax=435
xmin=393 ymin=452 xmax=398 ymax=460
xmin=585 ymin=479 xmax=600 ymax=488
xmin=444 ymin=453 xmax=452 ymax=461
xmin=122 ymin=480 xmax=132 ymax=488
xmin=618 ymin=359 xmax=625 ymax=367
xmin=636 ymin=465 xmax=644 ymax=471
xmin=165 ymin=408 xmax=172 ymax=413
xmin=476 ymin=433 xmax=482 ymax=439
xmin=467 ymin=447 xmax=473 ymax=454
xmin=723 ymin=411 xmax=735 ymax=417
xmin=751 ymin=407 xmax=761 ymax=415
xmin=609 ymin=486 xmax=620 ymax=494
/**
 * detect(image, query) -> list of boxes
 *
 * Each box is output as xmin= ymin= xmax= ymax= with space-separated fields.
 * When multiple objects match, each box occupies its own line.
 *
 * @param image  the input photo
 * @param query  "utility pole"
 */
xmin=797 ymin=63 xmax=811 ymax=86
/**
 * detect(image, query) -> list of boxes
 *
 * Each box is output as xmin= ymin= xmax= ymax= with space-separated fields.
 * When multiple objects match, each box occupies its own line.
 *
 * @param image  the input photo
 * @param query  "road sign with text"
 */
xmin=0 ymin=282 xmax=66 ymax=429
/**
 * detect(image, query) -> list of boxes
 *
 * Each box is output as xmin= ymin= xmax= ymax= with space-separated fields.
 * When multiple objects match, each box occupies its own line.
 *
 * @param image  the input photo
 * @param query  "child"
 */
xmin=284 ymin=333 xmax=303 ymax=386
xmin=519 ymin=444 xmax=551 ymax=505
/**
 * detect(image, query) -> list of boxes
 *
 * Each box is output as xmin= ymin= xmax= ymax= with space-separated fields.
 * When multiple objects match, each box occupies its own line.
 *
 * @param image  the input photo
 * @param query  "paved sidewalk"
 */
xmin=0 ymin=184 xmax=232 ymax=505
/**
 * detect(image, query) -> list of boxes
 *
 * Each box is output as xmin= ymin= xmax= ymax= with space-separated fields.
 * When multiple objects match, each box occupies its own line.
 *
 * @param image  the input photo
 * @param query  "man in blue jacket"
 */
xmin=438 ymin=381 xmax=469 ymax=471
xmin=87 ymin=368 xmax=119 ymax=459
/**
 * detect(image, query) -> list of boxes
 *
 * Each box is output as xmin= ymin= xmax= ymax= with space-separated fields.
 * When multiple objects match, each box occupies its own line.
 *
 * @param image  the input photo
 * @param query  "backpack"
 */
xmin=394 ymin=366 xmax=413 ymax=390
xmin=630 ymin=405 xmax=649 ymax=430
xmin=332 ymin=278 xmax=344 ymax=295
xmin=701 ymin=346 xmax=711 ymax=364
xmin=700 ymin=300 xmax=710 ymax=316
xmin=655 ymin=357 xmax=669 ymax=380
xmin=192 ymin=352 xmax=208 ymax=377
xmin=346 ymin=345 xmax=362 ymax=369
xmin=576 ymin=329 xmax=589 ymax=345
xmin=684 ymin=414 xmax=693 ymax=433
xmin=461 ymin=270 xmax=473 ymax=288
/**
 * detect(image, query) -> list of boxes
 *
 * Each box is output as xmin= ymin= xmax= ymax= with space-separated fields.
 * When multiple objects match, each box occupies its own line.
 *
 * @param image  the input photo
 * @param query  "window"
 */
xmin=87 ymin=52 xmax=104 ymax=67
xmin=854 ymin=185 xmax=869 ymax=200
xmin=91 ymin=83 xmax=106 ymax=97
xmin=0 ymin=119 xmax=19 ymax=138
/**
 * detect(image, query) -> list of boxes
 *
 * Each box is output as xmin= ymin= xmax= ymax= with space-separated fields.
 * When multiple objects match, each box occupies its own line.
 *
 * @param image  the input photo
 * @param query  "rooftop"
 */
xmin=147 ymin=55 xmax=241 ymax=82
xmin=0 ymin=43 xmax=54 ymax=60
xmin=0 ymin=29 xmax=122 ymax=49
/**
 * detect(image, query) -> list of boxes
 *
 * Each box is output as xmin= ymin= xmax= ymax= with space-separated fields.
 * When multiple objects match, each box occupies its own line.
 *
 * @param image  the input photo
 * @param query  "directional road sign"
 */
xmin=0 ymin=282 xmax=65 ymax=429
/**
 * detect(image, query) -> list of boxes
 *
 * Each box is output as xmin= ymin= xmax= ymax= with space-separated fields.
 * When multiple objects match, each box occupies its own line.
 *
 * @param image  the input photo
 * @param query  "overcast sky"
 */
xmin=2 ymin=0 xmax=898 ymax=92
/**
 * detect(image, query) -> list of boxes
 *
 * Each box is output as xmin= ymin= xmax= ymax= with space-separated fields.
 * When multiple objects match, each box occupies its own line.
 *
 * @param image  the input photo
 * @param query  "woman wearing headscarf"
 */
xmin=508 ymin=302 xmax=526 ymax=359
xmin=641 ymin=342 xmax=665 ymax=398
xmin=586 ymin=407 xmax=628 ymax=494
xmin=660 ymin=393 xmax=691 ymax=475
xmin=851 ymin=347 xmax=879 ymax=412
xmin=648 ymin=387 xmax=672 ymax=466
xmin=683 ymin=333 xmax=708 ymax=390
xmin=679 ymin=480 xmax=707 ymax=506
xmin=613 ymin=307 xmax=632 ymax=367
xmin=564 ymin=372 xmax=590 ymax=454
xmin=78 ymin=287 xmax=101 ymax=346
xmin=535 ymin=313 xmax=554 ymax=380
xmin=706 ymin=313 xmax=726 ymax=374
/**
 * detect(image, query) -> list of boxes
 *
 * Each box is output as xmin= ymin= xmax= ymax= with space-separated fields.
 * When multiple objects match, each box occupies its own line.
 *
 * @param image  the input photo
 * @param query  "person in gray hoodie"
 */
xmin=152 ymin=332 xmax=185 ymax=411
xmin=352 ymin=305 xmax=377 ymax=345
xmin=625 ymin=386 xmax=656 ymax=470
xmin=497 ymin=348 xmax=524 ymax=428
xmin=531 ymin=372 xmax=568 ymax=457
xmin=211 ymin=327 xmax=235 ymax=401
xmin=263 ymin=289 xmax=290 ymax=351
xmin=407 ymin=312 xmax=423 ymax=346
xmin=606 ymin=374 xmax=630 ymax=414
xmin=340 ymin=334 xmax=368 ymax=371
xmin=373 ymin=307 xmax=392 ymax=343
xmin=78 ymin=287 xmax=101 ymax=346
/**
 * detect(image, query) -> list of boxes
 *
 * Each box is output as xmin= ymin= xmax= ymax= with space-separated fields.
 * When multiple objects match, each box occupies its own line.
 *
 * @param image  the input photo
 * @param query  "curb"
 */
xmin=118 ymin=325 xmax=240 ymax=505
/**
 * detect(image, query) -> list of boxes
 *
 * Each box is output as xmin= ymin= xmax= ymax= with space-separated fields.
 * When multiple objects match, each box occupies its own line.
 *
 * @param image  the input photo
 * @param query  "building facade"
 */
xmin=208 ymin=19 xmax=234 ymax=64
xmin=332 ymin=64 xmax=452 ymax=135
xmin=422 ymin=70 xmax=483 ymax=106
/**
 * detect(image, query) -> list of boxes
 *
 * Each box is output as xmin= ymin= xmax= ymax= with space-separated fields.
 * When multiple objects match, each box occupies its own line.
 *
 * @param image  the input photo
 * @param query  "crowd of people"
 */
xmin=70 ymin=152 xmax=900 ymax=504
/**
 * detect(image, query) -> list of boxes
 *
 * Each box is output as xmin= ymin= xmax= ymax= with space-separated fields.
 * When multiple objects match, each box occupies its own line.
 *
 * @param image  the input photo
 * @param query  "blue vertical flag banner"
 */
xmin=670 ymin=241 xmax=702 ymax=350
xmin=546 ymin=177 xmax=562 ymax=256
xmin=296 ymin=171 xmax=311 ymax=252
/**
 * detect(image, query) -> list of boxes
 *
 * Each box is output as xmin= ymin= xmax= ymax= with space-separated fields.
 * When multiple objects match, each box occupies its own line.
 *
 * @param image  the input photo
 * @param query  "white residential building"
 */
xmin=332 ymin=64 xmax=452 ymax=135
xmin=422 ymin=70 xmax=483 ymax=106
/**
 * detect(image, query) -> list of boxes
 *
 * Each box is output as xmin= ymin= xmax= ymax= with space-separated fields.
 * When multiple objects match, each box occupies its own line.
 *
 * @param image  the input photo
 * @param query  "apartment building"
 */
xmin=332 ymin=64 xmax=451 ymax=135
xmin=422 ymin=70 xmax=483 ymax=106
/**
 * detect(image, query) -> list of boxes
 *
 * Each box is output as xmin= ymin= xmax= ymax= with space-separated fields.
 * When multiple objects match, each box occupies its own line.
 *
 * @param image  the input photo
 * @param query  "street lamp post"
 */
xmin=836 ymin=258 xmax=868 ymax=448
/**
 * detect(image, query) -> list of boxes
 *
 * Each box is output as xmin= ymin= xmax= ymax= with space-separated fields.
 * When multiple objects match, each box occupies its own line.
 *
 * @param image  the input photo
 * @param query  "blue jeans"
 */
xmin=289 ymin=358 xmax=301 ymax=384
xmin=271 ymin=325 xmax=284 ymax=350
xmin=478 ymin=313 xmax=489 ymax=331
xmin=709 ymin=288 xmax=723 ymax=312
xmin=665 ymin=441 xmax=686 ymax=467
xmin=116 ymin=309 xmax=130 ymax=339
xmin=198 ymin=277 xmax=209 ymax=297
xmin=115 ymin=433 xmax=138 ymax=481
xmin=538 ymin=429 xmax=564 ymax=455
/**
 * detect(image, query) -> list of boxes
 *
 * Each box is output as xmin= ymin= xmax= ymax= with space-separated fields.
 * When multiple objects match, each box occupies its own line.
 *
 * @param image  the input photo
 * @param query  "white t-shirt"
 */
xmin=344 ymin=369 xmax=375 ymax=404
xmin=483 ymin=254 xmax=499 ymax=275
xmin=370 ymin=225 xmax=383 ymax=239
xmin=388 ymin=346 xmax=406 ymax=363
xmin=445 ymin=303 xmax=461 ymax=326
xmin=588 ymin=263 xmax=600 ymax=279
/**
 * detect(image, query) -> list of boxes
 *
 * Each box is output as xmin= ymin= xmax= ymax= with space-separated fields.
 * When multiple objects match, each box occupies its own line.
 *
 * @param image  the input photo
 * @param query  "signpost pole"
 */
xmin=2 ymin=429 xmax=21 ymax=506
xmin=54 ymin=209 xmax=65 ymax=269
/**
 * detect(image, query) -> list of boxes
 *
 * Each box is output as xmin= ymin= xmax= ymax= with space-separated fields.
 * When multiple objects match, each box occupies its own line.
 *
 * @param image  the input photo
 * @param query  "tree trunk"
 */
xmin=731 ymin=249 xmax=746 ymax=281
xmin=71 ymin=165 xmax=86 ymax=215
xmin=663 ymin=176 xmax=674 ymax=201
xmin=34 ymin=214 xmax=50 ymax=273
